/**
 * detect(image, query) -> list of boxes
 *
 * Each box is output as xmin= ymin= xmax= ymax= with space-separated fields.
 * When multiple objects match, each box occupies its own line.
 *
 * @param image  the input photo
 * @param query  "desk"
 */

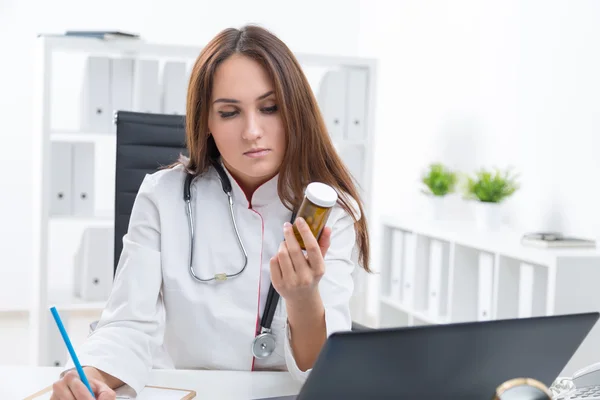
xmin=0 ymin=365 xmax=303 ymax=399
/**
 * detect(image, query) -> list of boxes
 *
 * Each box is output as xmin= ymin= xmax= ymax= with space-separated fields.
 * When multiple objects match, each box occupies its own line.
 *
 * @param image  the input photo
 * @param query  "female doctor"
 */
xmin=50 ymin=24 xmax=370 ymax=400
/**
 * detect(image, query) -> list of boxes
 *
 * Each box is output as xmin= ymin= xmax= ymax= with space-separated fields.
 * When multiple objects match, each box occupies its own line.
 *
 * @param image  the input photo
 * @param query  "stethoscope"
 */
xmin=183 ymin=159 xmax=296 ymax=359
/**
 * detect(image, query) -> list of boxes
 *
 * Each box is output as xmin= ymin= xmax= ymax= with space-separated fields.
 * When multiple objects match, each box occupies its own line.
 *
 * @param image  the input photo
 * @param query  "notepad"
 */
xmin=25 ymin=385 xmax=196 ymax=399
xmin=115 ymin=385 xmax=196 ymax=399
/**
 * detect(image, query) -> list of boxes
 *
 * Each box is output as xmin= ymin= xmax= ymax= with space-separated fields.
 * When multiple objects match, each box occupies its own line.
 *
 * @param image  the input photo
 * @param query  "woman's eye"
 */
xmin=219 ymin=110 xmax=238 ymax=119
xmin=218 ymin=105 xmax=277 ymax=119
xmin=262 ymin=105 xmax=278 ymax=114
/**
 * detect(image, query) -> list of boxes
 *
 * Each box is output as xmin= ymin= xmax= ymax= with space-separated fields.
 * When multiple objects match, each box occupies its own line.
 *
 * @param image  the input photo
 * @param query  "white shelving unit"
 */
xmin=50 ymin=131 xmax=114 ymax=144
xmin=24 ymin=34 xmax=377 ymax=367
xmin=378 ymin=214 xmax=600 ymax=376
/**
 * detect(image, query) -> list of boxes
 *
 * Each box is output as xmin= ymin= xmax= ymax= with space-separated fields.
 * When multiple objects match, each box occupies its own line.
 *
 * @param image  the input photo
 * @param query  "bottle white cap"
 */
xmin=305 ymin=182 xmax=338 ymax=208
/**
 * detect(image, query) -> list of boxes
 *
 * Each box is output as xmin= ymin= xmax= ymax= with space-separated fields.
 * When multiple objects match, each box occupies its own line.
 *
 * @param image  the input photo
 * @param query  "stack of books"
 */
xmin=64 ymin=31 xmax=140 ymax=40
xmin=521 ymin=232 xmax=596 ymax=249
xmin=38 ymin=31 xmax=141 ymax=40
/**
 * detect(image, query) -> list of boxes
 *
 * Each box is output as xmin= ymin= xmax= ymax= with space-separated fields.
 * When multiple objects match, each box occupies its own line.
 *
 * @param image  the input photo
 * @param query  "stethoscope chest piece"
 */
xmin=252 ymin=331 xmax=276 ymax=359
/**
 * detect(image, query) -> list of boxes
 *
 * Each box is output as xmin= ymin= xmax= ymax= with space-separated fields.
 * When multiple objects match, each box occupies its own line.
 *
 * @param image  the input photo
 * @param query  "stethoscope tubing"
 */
xmin=183 ymin=162 xmax=294 ymax=359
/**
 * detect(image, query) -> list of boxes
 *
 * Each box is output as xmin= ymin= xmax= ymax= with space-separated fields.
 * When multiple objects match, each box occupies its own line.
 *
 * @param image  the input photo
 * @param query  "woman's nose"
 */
xmin=242 ymin=112 xmax=263 ymax=140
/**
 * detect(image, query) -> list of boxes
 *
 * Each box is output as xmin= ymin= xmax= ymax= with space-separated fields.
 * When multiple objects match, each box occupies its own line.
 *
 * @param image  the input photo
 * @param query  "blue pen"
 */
xmin=50 ymin=306 xmax=96 ymax=398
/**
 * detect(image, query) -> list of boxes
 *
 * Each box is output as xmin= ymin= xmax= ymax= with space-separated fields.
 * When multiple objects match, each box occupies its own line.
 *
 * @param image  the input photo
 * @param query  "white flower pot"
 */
xmin=425 ymin=194 xmax=447 ymax=221
xmin=474 ymin=201 xmax=503 ymax=230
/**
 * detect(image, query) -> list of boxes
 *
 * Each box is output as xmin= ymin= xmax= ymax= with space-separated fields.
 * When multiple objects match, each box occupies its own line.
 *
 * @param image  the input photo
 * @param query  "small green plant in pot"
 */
xmin=421 ymin=163 xmax=457 ymax=220
xmin=421 ymin=163 xmax=457 ymax=196
xmin=465 ymin=167 xmax=519 ymax=203
xmin=465 ymin=167 xmax=520 ymax=229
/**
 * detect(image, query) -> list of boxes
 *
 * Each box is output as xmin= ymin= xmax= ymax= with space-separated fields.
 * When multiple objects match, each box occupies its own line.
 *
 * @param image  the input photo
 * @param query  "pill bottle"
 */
xmin=293 ymin=182 xmax=338 ymax=250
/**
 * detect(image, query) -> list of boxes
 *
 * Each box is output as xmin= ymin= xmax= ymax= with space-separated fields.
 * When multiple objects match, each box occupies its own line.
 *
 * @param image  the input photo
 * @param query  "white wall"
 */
xmin=359 ymin=1 xmax=600 ymax=317
xmin=0 ymin=0 xmax=362 ymax=364
xmin=361 ymin=0 xmax=600 ymax=236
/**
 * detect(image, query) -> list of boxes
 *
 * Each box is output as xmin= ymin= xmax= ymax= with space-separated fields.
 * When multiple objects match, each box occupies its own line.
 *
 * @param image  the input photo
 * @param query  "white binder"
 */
xmin=302 ymin=66 xmax=330 ymax=98
xmin=161 ymin=61 xmax=187 ymax=115
xmin=389 ymin=230 xmax=404 ymax=300
xmin=50 ymin=142 xmax=73 ymax=216
xmin=71 ymin=143 xmax=95 ymax=216
xmin=46 ymin=311 xmax=69 ymax=367
xmin=345 ymin=67 xmax=368 ymax=141
xmin=132 ymin=59 xmax=161 ymax=113
xmin=401 ymin=232 xmax=417 ymax=307
xmin=340 ymin=144 xmax=365 ymax=186
xmin=80 ymin=56 xmax=111 ymax=133
xmin=518 ymin=263 xmax=535 ymax=318
xmin=110 ymin=58 xmax=134 ymax=116
xmin=477 ymin=252 xmax=495 ymax=321
xmin=428 ymin=239 xmax=444 ymax=318
xmin=73 ymin=226 xmax=114 ymax=301
xmin=185 ymin=61 xmax=193 ymax=86
xmin=316 ymin=69 xmax=347 ymax=143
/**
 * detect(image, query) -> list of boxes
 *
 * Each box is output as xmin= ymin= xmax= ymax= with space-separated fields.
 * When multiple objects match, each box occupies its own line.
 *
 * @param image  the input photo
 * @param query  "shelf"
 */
xmin=380 ymin=296 xmax=449 ymax=325
xmin=0 ymin=284 xmax=30 ymax=314
xmin=29 ymin=34 xmax=378 ymax=368
xmin=333 ymin=140 xmax=368 ymax=147
xmin=51 ymin=131 xmax=115 ymax=144
xmin=377 ymin=215 xmax=600 ymax=376
xmin=39 ymin=35 xmax=376 ymax=68
xmin=48 ymin=286 xmax=107 ymax=312
xmin=0 ymin=303 xmax=29 ymax=314
xmin=495 ymin=256 xmax=549 ymax=319
xmin=50 ymin=214 xmax=113 ymax=226
xmin=383 ymin=214 xmax=600 ymax=265
xmin=0 ymin=291 xmax=107 ymax=315
xmin=379 ymin=300 xmax=410 ymax=328
xmin=41 ymin=35 xmax=202 ymax=59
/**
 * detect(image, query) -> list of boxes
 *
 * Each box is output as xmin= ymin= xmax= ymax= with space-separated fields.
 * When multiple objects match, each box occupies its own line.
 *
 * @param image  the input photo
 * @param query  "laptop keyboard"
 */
xmin=563 ymin=385 xmax=600 ymax=399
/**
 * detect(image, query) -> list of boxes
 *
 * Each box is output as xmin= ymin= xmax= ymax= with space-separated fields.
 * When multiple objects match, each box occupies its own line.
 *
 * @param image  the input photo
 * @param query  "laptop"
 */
xmin=257 ymin=312 xmax=599 ymax=399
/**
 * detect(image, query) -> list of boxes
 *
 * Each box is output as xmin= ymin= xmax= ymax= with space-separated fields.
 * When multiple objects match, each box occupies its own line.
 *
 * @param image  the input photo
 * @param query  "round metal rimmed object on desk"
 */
xmin=252 ymin=332 xmax=276 ymax=359
xmin=493 ymin=377 xmax=553 ymax=400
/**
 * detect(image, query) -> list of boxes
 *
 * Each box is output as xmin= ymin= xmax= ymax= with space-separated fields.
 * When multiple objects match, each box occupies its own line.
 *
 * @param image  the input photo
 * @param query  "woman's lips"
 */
xmin=244 ymin=149 xmax=271 ymax=158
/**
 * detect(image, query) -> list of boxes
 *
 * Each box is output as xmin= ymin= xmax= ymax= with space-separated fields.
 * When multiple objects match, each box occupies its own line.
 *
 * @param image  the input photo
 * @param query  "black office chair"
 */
xmin=112 ymin=110 xmax=371 ymax=332
xmin=113 ymin=111 xmax=187 ymax=274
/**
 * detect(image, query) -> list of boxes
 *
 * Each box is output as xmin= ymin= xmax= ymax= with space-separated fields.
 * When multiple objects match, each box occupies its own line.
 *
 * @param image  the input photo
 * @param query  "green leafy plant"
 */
xmin=421 ymin=163 xmax=457 ymax=196
xmin=465 ymin=167 xmax=520 ymax=203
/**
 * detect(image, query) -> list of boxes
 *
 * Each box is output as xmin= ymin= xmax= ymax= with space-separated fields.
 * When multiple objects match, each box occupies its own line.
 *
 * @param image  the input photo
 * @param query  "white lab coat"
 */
xmin=68 ymin=162 xmax=359 ymax=395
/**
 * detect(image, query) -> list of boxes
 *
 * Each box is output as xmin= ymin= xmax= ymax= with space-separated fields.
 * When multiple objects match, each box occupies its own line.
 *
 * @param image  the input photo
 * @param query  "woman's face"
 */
xmin=208 ymin=54 xmax=286 ymax=190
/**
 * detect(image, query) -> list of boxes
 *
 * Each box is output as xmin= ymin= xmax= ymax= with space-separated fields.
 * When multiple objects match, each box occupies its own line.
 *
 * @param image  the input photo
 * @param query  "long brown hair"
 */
xmin=182 ymin=25 xmax=371 ymax=272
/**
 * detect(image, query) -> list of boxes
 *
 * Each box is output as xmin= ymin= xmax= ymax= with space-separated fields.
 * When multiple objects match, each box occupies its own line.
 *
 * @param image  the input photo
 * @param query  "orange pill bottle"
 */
xmin=293 ymin=182 xmax=338 ymax=250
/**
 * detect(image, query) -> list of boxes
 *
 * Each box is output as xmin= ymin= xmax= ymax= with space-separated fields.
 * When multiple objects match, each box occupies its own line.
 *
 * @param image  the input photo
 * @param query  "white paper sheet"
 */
xmin=30 ymin=385 xmax=194 ymax=399
xmin=115 ymin=386 xmax=194 ymax=399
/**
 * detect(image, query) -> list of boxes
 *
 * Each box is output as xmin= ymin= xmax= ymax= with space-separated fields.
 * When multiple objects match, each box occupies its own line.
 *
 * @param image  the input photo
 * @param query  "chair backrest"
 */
xmin=113 ymin=111 xmax=188 ymax=275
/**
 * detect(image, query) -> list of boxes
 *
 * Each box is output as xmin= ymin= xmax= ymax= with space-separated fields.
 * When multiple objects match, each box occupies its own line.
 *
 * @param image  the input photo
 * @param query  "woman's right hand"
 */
xmin=50 ymin=369 xmax=116 ymax=400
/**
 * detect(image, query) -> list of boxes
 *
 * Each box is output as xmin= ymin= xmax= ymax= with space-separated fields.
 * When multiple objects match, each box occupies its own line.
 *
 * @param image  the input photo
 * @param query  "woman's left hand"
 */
xmin=270 ymin=217 xmax=332 ymax=303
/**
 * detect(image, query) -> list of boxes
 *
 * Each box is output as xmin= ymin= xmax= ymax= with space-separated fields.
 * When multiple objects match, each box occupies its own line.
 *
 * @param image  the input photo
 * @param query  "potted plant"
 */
xmin=421 ymin=163 xmax=457 ymax=220
xmin=464 ymin=167 xmax=520 ymax=230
